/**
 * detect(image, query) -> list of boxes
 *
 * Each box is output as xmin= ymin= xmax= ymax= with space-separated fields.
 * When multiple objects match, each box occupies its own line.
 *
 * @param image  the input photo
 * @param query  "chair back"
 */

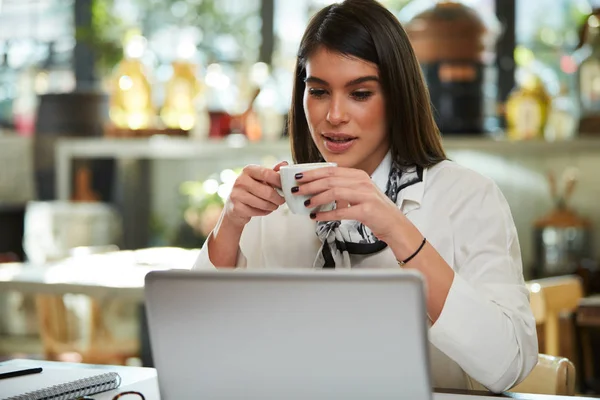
xmin=526 ymin=275 xmax=584 ymax=356
xmin=36 ymin=294 xmax=139 ymax=365
xmin=466 ymin=354 xmax=576 ymax=396
xmin=511 ymin=354 xmax=576 ymax=396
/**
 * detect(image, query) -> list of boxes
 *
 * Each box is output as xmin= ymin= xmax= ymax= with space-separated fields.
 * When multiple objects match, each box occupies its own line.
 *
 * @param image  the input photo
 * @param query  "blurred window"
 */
xmin=274 ymin=0 xmax=494 ymax=62
xmin=514 ymin=0 xmax=596 ymax=96
xmin=0 ymin=0 xmax=75 ymax=128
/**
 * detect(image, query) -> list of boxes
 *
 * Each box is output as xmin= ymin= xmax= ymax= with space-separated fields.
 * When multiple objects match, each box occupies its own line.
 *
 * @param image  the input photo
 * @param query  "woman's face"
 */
xmin=303 ymin=47 xmax=389 ymax=175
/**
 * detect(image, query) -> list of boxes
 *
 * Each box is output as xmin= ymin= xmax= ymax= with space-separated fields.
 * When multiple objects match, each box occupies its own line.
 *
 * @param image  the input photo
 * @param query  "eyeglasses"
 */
xmin=78 ymin=391 xmax=145 ymax=400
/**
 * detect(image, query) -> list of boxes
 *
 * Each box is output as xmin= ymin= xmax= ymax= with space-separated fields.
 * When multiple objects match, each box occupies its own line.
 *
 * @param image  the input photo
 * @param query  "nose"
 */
xmin=326 ymin=95 xmax=349 ymax=126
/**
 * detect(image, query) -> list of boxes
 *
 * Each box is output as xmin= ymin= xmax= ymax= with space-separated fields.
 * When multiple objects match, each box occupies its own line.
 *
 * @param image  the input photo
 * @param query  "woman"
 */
xmin=193 ymin=0 xmax=537 ymax=393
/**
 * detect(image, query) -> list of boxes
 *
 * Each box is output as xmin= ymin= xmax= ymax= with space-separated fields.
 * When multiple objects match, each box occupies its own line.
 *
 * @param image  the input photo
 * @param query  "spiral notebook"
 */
xmin=1 ymin=367 xmax=122 ymax=400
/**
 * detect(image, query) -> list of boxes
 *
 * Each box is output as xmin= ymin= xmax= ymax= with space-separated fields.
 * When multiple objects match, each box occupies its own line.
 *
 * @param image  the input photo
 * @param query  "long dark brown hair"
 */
xmin=288 ymin=0 xmax=446 ymax=168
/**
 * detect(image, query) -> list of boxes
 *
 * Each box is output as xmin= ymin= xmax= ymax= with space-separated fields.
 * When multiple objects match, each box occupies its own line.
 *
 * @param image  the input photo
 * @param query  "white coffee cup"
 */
xmin=277 ymin=162 xmax=337 ymax=215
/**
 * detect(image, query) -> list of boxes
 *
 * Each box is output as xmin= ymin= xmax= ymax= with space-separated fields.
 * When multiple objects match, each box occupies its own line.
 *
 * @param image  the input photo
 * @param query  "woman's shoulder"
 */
xmin=426 ymin=159 xmax=496 ymax=191
xmin=424 ymin=160 xmax=501 ymax=204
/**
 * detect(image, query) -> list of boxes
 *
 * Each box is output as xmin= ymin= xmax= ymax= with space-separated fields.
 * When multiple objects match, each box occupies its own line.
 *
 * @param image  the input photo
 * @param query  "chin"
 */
xmin=320 ymin=153 xmax=356 ymax=169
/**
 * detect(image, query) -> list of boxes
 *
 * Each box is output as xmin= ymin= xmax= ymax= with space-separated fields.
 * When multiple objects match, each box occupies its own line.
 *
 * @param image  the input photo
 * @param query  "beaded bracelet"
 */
xmin=397 ymin=237 xmax=427 ymax=267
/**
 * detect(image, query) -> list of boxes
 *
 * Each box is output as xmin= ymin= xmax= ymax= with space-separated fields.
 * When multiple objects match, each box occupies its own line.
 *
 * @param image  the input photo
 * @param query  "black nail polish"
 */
xmin=304 ymin=199 xmax=311 ymax=207
xmin=295 ymin=173 xmax=303 ymax=180
xmin=310 ymin=213 xmax=316 ymax=219
xmin=291 ymin=186 xmax=299 ymax=193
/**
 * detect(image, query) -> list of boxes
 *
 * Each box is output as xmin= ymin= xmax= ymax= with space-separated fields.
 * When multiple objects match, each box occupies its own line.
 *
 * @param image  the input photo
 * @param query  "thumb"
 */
xmin=273 ymin=160 xmax=289 ymax=172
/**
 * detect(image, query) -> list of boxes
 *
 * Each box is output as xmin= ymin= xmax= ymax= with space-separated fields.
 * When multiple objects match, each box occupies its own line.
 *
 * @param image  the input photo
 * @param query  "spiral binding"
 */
xmin=5 ymin=372 xmax=121 ymax=400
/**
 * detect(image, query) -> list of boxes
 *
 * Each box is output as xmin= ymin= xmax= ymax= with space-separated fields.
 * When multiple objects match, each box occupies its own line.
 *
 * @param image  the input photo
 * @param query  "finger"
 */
xmin=232 ymin=177 xmax=285 ymax=210
xmin=232 ymin=189 xmax=280 ymax=212
xmin=273 ymin=161 xmax=289 ymax=172
xmin=243 ymin=165 xmax=282 ymax=188
xmin=296 ymin=166 xmax=369 ymax=183
xmin=247 ymin=181 xmax=286 ymax=206
xmin=231 ymin=201 xmax=273 ymax=219
xmin=294 ymin=177 xmax=361 ymax=197
xmin=336 ymin=200 xmax=351 ymax=209
xmin=271 ymin=162 xmax=287 ymax=195
xmin=238 ymin=171 xmax=285 ymax=205
xmin=306 ymin=187 xmax=369 ymax=209
xmin=311 ymin=206 xmax=356 ymax=222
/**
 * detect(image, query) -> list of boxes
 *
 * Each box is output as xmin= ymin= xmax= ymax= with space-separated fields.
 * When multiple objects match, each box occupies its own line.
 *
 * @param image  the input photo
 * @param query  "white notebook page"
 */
xmin=0 ymin=366 xmax=119 ymax=399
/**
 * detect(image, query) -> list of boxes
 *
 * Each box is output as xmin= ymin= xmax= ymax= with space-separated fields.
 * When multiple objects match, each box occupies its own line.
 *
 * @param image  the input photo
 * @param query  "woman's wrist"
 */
xmin=383 ymin=213 xmax=425 ymax=266
xmin=207 ymin=211 xmax=245 ymax=268
xmin=218 ymin=212 xmax=246 ymax=240
xmin=397 ymin=237 xmax=427 ymax=267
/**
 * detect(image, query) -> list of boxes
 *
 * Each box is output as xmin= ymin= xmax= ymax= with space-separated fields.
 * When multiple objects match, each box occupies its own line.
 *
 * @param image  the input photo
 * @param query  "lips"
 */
xmin=321 ymin=133 xmax=357 ymax=153
xmin=322 ymin=132 xmax=355 ymax=141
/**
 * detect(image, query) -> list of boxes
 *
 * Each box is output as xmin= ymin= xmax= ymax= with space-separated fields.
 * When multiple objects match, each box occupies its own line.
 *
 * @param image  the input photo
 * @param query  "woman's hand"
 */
xmin=294 ymin=166 xmax=405 ymax=242
xmin=224 ymin=161 xmax=288 ymax=229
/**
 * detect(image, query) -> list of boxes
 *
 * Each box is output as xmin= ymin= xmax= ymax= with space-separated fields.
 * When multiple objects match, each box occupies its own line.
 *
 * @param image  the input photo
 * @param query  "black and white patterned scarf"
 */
xmin=313 ymin=162 xmax=423 ymax=269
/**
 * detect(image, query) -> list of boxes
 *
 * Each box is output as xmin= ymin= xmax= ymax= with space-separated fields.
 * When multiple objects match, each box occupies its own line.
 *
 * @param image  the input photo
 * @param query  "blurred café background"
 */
xmin=3 ymin=0 xmax=600 ymax=394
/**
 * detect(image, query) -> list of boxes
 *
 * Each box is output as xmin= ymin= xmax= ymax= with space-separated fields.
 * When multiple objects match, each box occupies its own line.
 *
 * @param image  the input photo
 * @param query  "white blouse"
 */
xmin=193 ymin=154 xmax=538 ymax=393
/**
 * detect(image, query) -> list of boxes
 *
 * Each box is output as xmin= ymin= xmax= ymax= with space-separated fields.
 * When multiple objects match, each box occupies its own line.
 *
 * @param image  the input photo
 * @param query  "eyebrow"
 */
xmin=304 ymin=75 xmax=380 ymax=87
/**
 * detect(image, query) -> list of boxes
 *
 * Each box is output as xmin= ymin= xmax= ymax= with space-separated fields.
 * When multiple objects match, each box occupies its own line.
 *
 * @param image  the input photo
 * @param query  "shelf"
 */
xmin=441 ymin=136 xmax=600 ymax=155
xmin=51 ymin=134 xmax=600 ymax=251
xmin=54 ymin=135 xmax=600 ymax=160
xmin=56 ymin=135 xmax=600 ymax=202
xmin=55 ymin=135 xmax=291 ymax=160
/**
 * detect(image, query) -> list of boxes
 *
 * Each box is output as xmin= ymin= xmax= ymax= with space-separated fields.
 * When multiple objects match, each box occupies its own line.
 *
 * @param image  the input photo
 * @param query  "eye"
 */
xmin=308 ymin=88 xmax=327 ymax=99
xmin=351 ymin=91 xmax=373 ymax=101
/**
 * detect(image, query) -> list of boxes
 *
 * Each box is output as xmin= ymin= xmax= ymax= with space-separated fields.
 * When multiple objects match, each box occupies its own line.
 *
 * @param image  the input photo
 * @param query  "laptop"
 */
xmin=144 ymin=269 xmax=433 ymax=399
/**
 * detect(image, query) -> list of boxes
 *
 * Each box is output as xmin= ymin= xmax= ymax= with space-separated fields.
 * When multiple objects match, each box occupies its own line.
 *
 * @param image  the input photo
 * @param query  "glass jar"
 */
xmin=545 ymin=84 xmax=578 ymax=141
xmin=506 ymin=74 xmax=551 ymax=140
xmin=403 ymin=0 xmax=499 ymax=134
xmin=160 ymin=61 xmax=202 ymax=131
xmin=109 ymin=32 xmax=154 ymax=130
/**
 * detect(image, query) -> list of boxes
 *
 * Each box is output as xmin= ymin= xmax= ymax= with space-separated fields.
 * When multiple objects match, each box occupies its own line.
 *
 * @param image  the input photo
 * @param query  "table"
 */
xmin=1 ymin=260 xmax=598 ymax=398
xmin=0 ymin=249 xmax=198 ymax=366
xmin=0 ymin=359 xmax=597 ymax=400
xmin=0 ymin=359 xmax=158 ymax=399
xmin=0 ymin=248 xmax=199 ymax=300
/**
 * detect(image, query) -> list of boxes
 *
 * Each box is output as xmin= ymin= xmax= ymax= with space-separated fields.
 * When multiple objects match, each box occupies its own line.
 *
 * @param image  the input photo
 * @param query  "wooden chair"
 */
xmin=526 ymin=275 xmax=584 ymax=357
xmin=35 ymin=293 xmax=139 ymax=365
xmin=467 ymin=354 xmax=576 ymax=396
xmin=511 ymin=354 xmax=576 ymax=395
xmin=573 ymin=294 xmax=600 ymax=394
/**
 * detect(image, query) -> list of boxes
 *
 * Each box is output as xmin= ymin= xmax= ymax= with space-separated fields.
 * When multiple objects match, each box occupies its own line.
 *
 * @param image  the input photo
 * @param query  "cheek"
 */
xmin=355 ymin=99 xmax=386 ymax=130
xmin=303 ymin=96 xmax=323 ymax=128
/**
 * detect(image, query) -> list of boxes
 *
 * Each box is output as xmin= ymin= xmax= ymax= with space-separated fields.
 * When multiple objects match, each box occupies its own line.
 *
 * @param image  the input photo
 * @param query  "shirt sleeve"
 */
xmin=428 ymin=178 xmax=538 ymax=393
xmin=192 ymin=216 xmax=262 ymax=270
xmin=191 ymin=233 xmax=247 ymax=269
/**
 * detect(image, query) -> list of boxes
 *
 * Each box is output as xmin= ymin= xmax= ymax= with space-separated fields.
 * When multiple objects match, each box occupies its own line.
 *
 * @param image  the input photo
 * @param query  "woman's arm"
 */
xmin=193 ymin=162 xmax=287 ymax=269
xmin=384 ymin=222 xmax=454 ymax=322
xmin=204 ymin=210 xmax=245 ymax=268
xmin=279 ymin=165 xmax=538 ymax=392
xmin=387 ymin=178 xmax=538 ymax=393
